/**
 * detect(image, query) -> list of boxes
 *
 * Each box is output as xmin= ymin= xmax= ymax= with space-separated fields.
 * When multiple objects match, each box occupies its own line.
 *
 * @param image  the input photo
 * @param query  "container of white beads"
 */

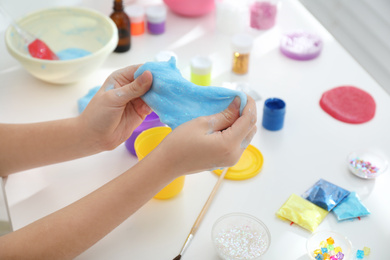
xmin=212 ymin=213 xmax=271 ymax=260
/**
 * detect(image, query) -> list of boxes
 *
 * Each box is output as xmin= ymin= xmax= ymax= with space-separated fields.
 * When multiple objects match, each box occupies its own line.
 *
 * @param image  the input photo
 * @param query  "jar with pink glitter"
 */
xmin=249 ymin=0 xmax=280 ymax=30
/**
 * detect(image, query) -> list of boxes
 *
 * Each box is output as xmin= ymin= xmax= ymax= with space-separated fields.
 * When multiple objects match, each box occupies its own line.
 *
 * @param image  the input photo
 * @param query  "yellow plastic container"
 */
xmin=190 ymin=56 xmax=212 ymax=86
xmin=191 ymin=72 xmax=211 ymax=86
xmin=134 ymin=127 xmax=185 ymax=199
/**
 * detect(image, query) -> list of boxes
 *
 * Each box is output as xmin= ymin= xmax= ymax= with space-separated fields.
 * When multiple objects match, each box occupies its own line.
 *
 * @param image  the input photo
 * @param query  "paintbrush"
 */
xmin=173 ymin=167 xmax=229 ymax=260
xmin=0 ymin=5 xmax=59 ymax=60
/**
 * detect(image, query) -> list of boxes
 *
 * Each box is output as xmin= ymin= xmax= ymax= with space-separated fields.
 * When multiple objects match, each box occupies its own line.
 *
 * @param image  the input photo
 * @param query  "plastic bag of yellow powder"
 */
xmin=276 ymin=193 xmax=328 ymax=232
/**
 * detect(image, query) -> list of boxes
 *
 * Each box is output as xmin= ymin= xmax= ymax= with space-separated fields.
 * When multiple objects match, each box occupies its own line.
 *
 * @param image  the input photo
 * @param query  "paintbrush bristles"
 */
xmin=172 ymin=254 xmax=181 ymax=260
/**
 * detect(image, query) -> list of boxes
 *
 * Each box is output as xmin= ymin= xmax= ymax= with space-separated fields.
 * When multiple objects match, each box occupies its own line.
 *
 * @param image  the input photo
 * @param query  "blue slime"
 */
xmin=134 ymin=57 xmax=247 ymax=129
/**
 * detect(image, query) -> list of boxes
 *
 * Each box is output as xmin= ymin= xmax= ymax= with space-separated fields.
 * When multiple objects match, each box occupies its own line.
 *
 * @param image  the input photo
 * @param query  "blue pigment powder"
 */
xmin=56 ymin=48 xmax=91 ymax=60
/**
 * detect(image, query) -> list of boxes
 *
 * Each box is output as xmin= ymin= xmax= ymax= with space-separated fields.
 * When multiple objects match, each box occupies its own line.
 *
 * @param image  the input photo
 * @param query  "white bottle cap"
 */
xmin=191 ymin=56 xmax=212 ymax=75
xmin=146 ymin=5 xmax=167 ymax=24
xmin=125 ymin=5 xmax=145 ymax=23
xmin=231 ymin=33 xmax=254 ymax=54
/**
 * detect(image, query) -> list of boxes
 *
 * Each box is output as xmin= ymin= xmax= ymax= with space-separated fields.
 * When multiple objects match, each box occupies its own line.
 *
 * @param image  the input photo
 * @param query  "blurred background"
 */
xmin=1 ymin=0 xmax=389 ymax=93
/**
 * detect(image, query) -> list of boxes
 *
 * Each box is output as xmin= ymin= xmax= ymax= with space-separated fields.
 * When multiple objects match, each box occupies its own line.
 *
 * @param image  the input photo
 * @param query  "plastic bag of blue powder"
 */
xmin=302 ymin=179 xmax=350 ymax=211
xmin=332 ymin=192 xmax=370 ymax=221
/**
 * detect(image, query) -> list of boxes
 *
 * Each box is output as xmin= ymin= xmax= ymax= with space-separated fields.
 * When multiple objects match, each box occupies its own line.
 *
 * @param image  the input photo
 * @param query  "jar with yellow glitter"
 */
xmin=231 ymin=33 xmax=254 ymax=75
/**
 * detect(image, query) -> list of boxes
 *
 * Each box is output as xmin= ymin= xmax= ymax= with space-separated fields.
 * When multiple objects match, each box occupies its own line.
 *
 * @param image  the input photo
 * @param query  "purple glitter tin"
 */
xmin=125 ymin=112 xmax=165 ymax=156
xmin=280 ymin=31 xmax=323 ymax=61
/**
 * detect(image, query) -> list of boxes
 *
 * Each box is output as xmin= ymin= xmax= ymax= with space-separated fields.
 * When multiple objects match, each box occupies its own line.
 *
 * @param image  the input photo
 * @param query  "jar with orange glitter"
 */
xmin=231 ymin=33 xmax=254 ymax=75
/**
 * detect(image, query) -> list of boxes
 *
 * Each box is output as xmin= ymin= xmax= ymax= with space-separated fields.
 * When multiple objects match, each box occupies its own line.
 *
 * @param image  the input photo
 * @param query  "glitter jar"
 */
xmin=212 ymin=213 xmax=271 ymax=260
xmin=231 ymin=33 xmax=254 ymax=75
xmin=249 ymin=0 xmax=280 ymax=30
xmin=134 ymin=127 xmax=185 ymax=200
xmin=190 ymin=56 xmax=212 ymax=86
xmin=125 ymin=111 xmax=165 ymax=156
xmin=146 ymin=5 xmax=167 ymax=35
xmin=280 ymin=31 xmax=323 ymax=60
xmin=125 ymin=5 xmax=145 ymax=36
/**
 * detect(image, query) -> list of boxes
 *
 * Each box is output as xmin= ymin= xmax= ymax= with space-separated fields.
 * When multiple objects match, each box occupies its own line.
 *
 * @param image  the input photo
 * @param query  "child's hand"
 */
xmin=80 ymin=65 xmax=153 ymax=151
xmin=152 ymin=95 xmax=257 ymax=176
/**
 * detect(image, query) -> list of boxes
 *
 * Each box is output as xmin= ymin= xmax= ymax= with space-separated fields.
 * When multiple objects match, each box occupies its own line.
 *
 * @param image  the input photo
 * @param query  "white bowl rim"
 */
xmin=5 ymin=6 xmax=118 ymax=64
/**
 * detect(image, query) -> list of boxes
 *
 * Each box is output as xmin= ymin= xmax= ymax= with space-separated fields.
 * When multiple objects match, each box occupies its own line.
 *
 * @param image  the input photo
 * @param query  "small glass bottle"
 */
xmin=110 ymin=0 xmax=131 ymax=52
xmin=231 ymin=33 xmax=254 ymax=75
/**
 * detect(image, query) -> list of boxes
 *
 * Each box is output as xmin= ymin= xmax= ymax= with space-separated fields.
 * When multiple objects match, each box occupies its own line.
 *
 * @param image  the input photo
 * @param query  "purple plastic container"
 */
xmin=146 ymin=5 xmax=167 ymax=35
xmin=125 ymin=112 xmax=165 ymax=156
xmin=147 ymin=22 xmax=165 ymax=34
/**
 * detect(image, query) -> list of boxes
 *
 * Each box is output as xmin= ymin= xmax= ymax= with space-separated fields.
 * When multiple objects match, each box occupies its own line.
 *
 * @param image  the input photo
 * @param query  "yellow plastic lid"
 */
xmin=213 ymin=144 xmax=263 ymax=180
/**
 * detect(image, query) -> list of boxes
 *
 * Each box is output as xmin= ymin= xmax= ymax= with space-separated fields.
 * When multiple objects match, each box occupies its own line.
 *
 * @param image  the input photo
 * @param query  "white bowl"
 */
xmin=5 ymin=7 xmax=118 ymax=84
xmin=212 ymin=213 xmax=271 ymax=260
xmin=347 ymin=151 xmax=388 ymax=179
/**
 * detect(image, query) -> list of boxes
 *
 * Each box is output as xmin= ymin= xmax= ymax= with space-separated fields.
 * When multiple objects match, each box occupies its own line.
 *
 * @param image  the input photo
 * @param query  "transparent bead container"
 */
xmin=212 ymin=213 xmax=271 ymax=260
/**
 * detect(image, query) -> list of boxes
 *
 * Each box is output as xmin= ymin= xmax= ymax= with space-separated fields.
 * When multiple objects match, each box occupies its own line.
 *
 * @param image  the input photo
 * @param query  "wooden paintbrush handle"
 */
xmin=190 ymin=168 xmax=229 ymax=234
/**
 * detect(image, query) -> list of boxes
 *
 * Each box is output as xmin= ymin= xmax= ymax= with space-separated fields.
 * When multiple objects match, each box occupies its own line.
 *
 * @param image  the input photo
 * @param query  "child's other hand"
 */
xmin=152 ymin=95 xmax=257 ymax=176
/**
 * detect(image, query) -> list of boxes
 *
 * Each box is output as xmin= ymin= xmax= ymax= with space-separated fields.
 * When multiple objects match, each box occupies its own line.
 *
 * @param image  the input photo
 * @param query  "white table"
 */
xmin=1 ymin=0 xmax=389 ymax=259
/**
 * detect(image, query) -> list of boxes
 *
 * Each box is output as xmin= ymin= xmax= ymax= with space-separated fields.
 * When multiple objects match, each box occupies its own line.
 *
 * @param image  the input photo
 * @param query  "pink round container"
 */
xmin=125 ymin=112 xmax=165 ymax=156
xmin=163 ymin=0 xmax=215 ymax=17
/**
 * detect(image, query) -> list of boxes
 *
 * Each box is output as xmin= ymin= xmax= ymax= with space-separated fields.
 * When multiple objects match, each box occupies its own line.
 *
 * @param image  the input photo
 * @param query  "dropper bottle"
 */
xmin=110 ymin=0 xmax=131 ymax=52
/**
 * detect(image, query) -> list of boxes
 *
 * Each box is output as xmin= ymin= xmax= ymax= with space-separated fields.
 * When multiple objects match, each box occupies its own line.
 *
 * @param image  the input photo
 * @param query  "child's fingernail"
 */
xmin=231 ymin=97 xmax=241 ymax=110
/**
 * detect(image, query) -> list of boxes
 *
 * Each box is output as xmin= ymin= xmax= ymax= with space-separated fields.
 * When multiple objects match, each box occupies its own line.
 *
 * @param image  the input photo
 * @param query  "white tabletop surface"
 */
xmin=1 ymin=0 xmax=390 ymax=259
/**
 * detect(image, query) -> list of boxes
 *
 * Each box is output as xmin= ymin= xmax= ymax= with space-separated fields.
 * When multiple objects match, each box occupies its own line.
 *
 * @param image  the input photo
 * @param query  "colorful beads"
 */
xmin=355 ymin=247 xmax=370 ymax=259
xmin=349 ymin=158 xmax=379 ymax=177
xmin=313 ymin=237 xmax=344 ymax=260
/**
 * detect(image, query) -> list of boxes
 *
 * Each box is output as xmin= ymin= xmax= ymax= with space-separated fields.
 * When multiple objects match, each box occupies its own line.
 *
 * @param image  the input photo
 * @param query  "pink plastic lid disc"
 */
xmin=320 ymin=86 xmax=376 ymax=124
xmin=280 ymin=31 xmax=323 ymax=60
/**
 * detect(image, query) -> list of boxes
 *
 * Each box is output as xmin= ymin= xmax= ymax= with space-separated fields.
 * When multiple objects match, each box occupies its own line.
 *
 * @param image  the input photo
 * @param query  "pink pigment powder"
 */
xmin=250 ymin=1 xmax=277 ymax=30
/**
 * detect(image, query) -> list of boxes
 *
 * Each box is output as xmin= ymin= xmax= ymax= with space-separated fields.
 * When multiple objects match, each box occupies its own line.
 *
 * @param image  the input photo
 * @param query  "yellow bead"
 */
xmin=363 ymin=246 xmax=370 ymax=256
xmin=314 ymin=249 xmax=322 ymax=255
xmin=320 ymin=241 xmax=327 ymax=248
xmin=334 ymin=246 xmax=342 ymax=253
